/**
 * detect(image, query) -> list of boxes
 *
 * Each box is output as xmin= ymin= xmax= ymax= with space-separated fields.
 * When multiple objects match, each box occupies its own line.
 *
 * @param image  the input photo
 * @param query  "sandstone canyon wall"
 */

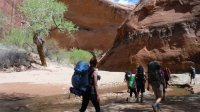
xmin=99 ymin=0 xmax=200 ymax=73
xmin=1 ymin=0 xmax=134 ymax=51
xmin=51 ymin=0 xmax=134 ymax=51
xmin=0 ymin=0 xmax=23 ymax=38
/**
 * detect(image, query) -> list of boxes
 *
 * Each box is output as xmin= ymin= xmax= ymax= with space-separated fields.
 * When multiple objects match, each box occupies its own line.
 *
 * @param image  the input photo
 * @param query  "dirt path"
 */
xmin=0 ymin=64 xmax=200 ymax=112
xmin=0 ymin=63 xmax=125 ymax=96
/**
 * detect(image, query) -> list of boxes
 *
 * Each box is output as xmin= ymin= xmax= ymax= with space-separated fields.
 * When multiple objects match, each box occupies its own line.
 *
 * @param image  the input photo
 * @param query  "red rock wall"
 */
xmin=51 ymin=0 xmax=134 ymax=51
xmin=99 ymin=0 xmax=200 ymax=73
xmin=0 ymin=0 xmax=23 ymax=31
xmin=1 ymin=0 xmax=134 ymax=51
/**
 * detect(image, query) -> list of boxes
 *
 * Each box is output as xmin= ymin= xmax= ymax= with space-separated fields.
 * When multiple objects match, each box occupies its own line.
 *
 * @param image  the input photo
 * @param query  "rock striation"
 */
xmin=99 ymin=0 xmax=200 ymax=73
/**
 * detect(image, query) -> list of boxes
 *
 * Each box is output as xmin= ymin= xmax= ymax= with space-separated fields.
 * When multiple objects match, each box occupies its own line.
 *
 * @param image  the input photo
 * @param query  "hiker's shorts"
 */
xmin=152 ymin=84 xmax=164 ymax=98
xmin=137 ymin=83 xmax=145 ymax=93
xmin=191 ymin=74 xmax=195 ymax=79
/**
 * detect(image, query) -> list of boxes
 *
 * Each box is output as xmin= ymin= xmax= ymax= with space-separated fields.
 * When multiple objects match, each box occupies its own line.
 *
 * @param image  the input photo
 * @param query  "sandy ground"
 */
xmin=0 ymin=63 xmax=125 ymax=96
xmin=0 ymin=63 xmax=200 ymax=112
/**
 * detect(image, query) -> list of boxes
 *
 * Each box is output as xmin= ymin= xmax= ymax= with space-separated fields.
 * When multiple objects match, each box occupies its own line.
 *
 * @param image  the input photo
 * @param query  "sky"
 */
xmin=111 ymin=0 xmax=140 ymax=5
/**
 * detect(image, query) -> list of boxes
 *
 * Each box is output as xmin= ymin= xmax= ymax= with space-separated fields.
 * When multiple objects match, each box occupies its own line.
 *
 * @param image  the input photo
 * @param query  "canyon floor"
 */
xmin=0 ymin=63 xmax=200 ymax=112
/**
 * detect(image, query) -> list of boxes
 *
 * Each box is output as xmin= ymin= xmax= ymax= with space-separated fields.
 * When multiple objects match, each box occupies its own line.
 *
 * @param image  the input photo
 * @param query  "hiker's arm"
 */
xmin=93 ymin=71 xmax=100 ymax=102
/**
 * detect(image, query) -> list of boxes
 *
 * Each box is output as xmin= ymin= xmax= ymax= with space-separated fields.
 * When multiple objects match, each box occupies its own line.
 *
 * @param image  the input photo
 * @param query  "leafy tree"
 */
xmin=18 ymin=0 xmax=78 ymax=66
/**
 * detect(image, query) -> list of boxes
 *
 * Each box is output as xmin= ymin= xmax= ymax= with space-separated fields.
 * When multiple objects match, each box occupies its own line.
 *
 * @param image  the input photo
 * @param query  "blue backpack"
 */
xmin=70 ymin=61 xmax=91 ymax=96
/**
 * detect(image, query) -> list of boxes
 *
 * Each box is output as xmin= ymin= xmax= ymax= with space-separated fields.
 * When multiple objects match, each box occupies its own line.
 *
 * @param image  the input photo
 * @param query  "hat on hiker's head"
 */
xmin=125 ymin=71 xmax=132 ymax=76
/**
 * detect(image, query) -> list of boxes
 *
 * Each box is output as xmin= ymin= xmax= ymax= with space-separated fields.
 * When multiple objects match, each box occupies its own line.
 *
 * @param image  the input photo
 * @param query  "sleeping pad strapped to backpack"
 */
xmin=70 ymin=61 xmax=90 ymax=96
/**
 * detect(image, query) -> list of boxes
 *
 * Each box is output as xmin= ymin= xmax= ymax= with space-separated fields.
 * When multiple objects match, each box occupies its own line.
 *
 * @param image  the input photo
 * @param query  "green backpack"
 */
xmin=129 ymin=75 xmax=135 ymax=88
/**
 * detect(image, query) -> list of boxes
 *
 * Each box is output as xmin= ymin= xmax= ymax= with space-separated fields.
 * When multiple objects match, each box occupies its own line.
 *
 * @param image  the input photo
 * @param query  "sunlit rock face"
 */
xmin=1 ymin=0 xmax=134 ymax=51
xmin=51 ymin=0 xmax=135 ymax=51
xmin=0 ymin=0 xmax=23 ymax=34
xmin=99 ymin=0 xmax=200 ymax=73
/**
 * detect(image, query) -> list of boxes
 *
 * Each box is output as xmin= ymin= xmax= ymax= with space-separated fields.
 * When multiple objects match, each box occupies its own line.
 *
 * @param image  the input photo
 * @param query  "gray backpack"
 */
xmin=148 ymin=61 xmax=164 ymax=87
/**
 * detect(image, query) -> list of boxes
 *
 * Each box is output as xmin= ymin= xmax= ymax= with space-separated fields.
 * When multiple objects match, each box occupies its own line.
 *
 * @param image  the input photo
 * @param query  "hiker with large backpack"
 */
xmin=162 ymin=67 xmax=171 ymax=88
xmin=135 ymin=65 xmax=146 ymax=103
xmin=189 ymin=66 xmax=196 ymax=85
xmin=80 ymin=57 xmax=100 ymax=112
xmin=70 ymin=57 xmax=100 ymax=112
xmin=147 ymin=61 xmax=165 ymax=112
xmin=124 ymin=71 xmax=137 ymax=102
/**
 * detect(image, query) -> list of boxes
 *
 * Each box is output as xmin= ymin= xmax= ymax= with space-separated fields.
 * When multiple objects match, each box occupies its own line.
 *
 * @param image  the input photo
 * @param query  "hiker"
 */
xmin=147 ymin=61 xmax=165 ymax=112
xmin=189 ymin=66 xmax=196 ymax=85
xmin=79 ymin=57 xmax=100 ymax=112
xmin=162 ymin=67 xmax=171 ymax=88
xmin=124 ymin=71 xmax=137 ymax=101
xmin=135 ymin=65 xmax=146 ymax=103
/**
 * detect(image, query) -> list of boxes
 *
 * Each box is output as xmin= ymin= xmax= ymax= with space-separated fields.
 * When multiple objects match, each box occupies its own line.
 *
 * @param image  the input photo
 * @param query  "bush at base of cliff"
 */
xmin=0 ymin=44 xmax=35 ymax=70
xmin=68 ymin=48 xmax=93 ymax=64
xmin=3 ymin=28 xmax=32 ymax=48
xmin=49 ymin=48 xmax=93 ymax=65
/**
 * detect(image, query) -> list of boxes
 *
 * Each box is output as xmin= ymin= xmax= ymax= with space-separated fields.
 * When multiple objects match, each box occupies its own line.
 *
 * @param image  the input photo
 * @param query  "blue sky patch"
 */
xmin=111 ymin=0 xmax=140 ymax=5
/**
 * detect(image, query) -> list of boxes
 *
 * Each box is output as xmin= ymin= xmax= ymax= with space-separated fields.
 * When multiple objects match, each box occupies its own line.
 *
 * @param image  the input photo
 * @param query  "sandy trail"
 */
xmin=0 ymin=63 xmax=125 ymax=96
xmin=0 ymin=64 xmax=200 ymax=112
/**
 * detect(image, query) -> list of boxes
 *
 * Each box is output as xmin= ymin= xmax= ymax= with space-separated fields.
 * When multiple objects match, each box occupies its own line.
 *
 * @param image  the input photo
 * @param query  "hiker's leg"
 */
xmin=80 ymin=94 xmax=90 ymax=112
xmin=140 ymin=93 xmax=143 ymax=103
xmin=129 ymin=87 xmax=133 ymax=97
xmin=91 ymin=94 xmax=100 ymax=112
xmin=136 ymin=85 xmax=141 ymax=102
xmin=163 ymin=90 xmax=166 ymax=101
xmin=190 ymin=76 xmax=192 ymax=84
xmin=152 ymin=86 xmax=158 ymax=99
xmin=193 ymin=75 xmax=196 ymax=85
xmin=162 ymin=84 xmax=166 ymax=101
xmin=155 ymin=84 xmax=164 ymax=111
xmin=127 ymin=82 xmax=129 ymax=92
xmin=140 ymin=83 xmax=145 ymax=103
xmin=133 ymin=88 xmax=137 ymax=98
xmin=152 ymin=84 xmax=163 ymax=112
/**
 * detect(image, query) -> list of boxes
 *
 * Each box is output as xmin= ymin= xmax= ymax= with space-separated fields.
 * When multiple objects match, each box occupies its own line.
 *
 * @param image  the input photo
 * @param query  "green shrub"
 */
xmin=44 ymin=39 xmax=60 ymax=57
xmin=68 ymin=48 xmax=93 ymax=64
xmin=48 ymin=48 xmax=69 ymax=63
xmin=3 ymin=28 xmax=32 ymax=48
xmin=46 ymin=46 xmax=93 ymax=64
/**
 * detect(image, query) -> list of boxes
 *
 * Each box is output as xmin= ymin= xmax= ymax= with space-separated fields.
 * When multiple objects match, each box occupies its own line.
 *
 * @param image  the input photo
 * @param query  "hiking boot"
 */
xmin=136 ymin=98 xmax=139 ymax=103
xmin=140 ymin=95 xmax=143 ymax=103
xmin=152 ymin=104 xmax=158 ymax=112
xmin=129 ymin=97 xmax=132 ymax=102
xmin=140 ymin=97 xmax=143 ymax=103
xmin=157 ymin=104 xmax=161 ymax=112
